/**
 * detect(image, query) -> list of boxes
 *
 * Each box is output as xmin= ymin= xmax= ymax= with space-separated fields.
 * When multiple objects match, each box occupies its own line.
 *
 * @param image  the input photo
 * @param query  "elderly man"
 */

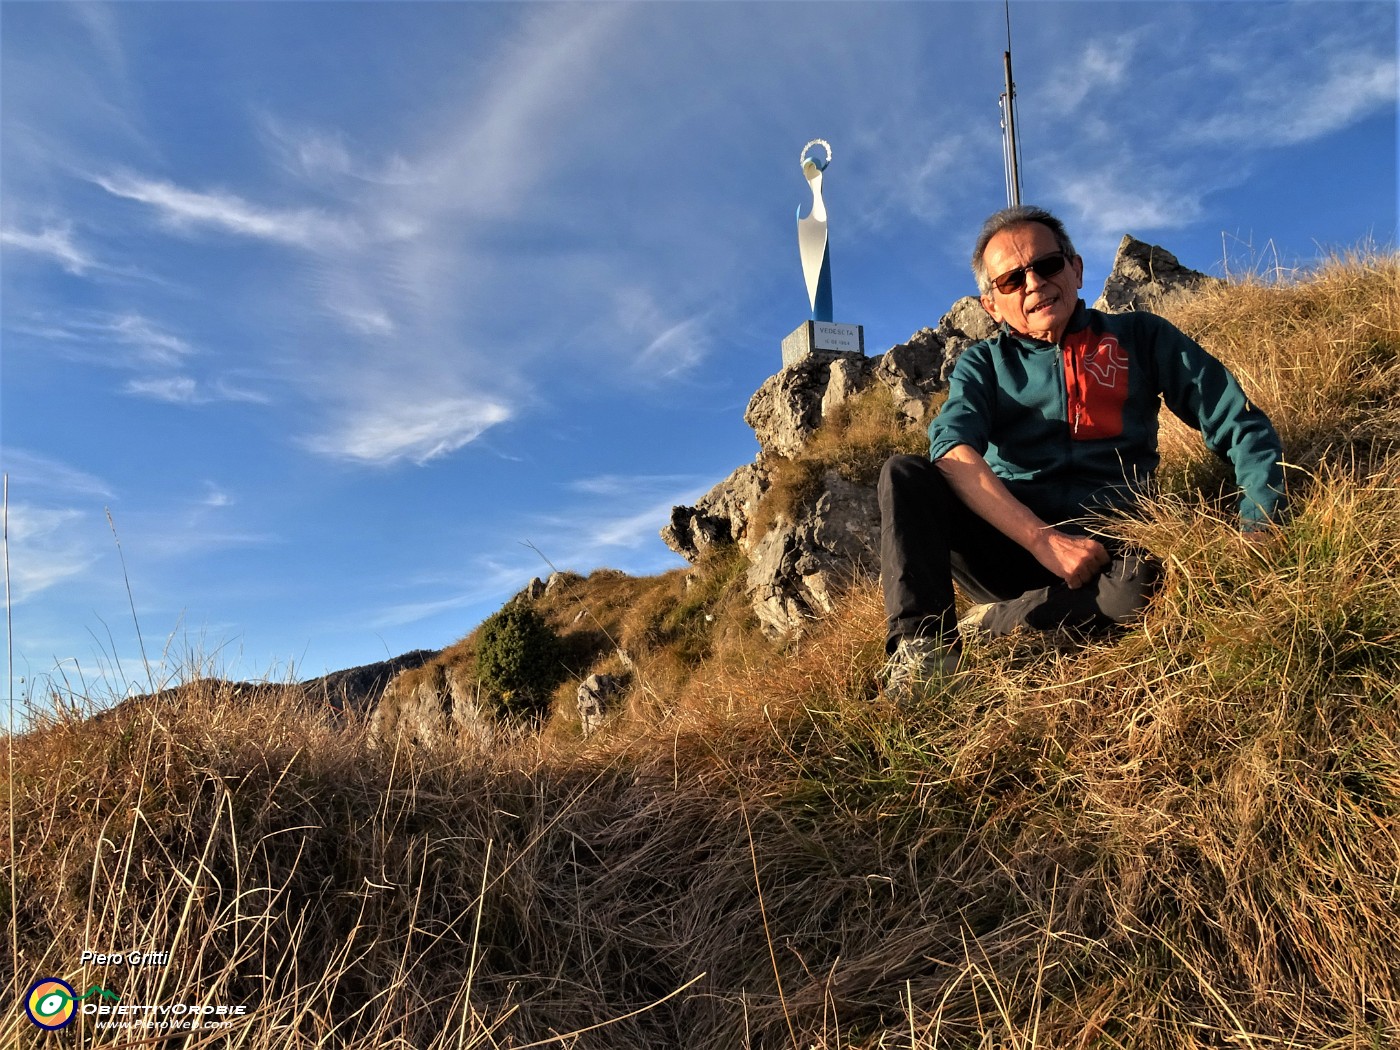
xmin=879 ymin=205 xmax=1287 ymax=694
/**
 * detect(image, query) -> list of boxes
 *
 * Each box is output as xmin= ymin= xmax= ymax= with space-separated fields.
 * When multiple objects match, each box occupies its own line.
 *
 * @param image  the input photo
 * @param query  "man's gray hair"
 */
xmin=971 ymin=205 xmax=1078 ymax=295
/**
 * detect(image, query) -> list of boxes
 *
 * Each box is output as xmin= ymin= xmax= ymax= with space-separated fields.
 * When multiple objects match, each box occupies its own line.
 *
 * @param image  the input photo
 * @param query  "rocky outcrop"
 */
xmin=1094 ymin=235 xmax=1217 ymax=313
xmin=511 ymin=571 xmax=582 ymax=605
xmin=369 ymin=663 xmax=494 ymax=747
xmin=871 ymin=328 xmax=943 ymax=424
xmin=662 ymin=462 xmax=771 ymax=562
xmin=301 ymin=649 xmax=440 ymax=715
xmin=872 ymin=297 xmax=998 ymax=421
xmin=576 ymin=673 xmax=623 ymax=737
xmin=934 ymin=295 xmax=1000 ymax=376
xmin=743 ymin=351 xmax=869 ymax=458
xmin=662 ymin=295 xmax=993 ymax=579
xmin=745 ymin=471 xmax=880 ymax=637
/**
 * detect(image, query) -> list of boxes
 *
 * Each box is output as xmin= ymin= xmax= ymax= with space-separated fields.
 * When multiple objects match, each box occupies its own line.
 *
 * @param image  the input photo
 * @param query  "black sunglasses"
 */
xmin=990 ymin=252 xmax=1069 ymax=294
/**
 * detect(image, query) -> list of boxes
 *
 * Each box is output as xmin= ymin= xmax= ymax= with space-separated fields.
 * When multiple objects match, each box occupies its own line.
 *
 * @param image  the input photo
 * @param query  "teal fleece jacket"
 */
xmin=928 ymin=302 xmax=1286 ymax=530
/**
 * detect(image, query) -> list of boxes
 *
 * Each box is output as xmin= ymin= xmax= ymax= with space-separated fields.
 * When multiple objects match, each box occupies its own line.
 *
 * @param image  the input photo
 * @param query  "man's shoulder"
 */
xmin=948 ymin=331 xmax=1001 ymax=374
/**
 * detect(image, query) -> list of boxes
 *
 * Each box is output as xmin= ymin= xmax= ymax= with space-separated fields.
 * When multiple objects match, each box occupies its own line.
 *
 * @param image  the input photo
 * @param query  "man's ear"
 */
xmin=980 ymin=294 xmax=1001 ymax=324
xmin=1071 ymin=254 xmax=1084 ymax=289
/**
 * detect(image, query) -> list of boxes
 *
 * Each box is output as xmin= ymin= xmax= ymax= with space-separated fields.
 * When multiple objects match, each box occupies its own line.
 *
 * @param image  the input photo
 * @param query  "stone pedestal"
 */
xmin=781 ymin=320 xmax=865 ymax=367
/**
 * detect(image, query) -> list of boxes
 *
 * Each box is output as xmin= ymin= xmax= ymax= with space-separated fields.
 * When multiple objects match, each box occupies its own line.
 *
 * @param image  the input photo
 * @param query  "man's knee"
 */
xmin=879 ymin=453 xmax=947 ymax=508
xmin=880 ymin=452 xmax=932 ymax=490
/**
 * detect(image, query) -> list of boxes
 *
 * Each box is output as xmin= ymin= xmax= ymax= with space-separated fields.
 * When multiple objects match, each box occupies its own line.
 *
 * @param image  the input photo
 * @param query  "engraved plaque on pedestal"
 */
xmin=781 ymin=320 xmax=866 ymax=367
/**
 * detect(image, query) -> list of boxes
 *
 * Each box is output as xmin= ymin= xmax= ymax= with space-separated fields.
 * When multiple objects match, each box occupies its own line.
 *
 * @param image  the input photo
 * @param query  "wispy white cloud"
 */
xmin=1185 ymin=51 xmax=1396 ymax=148
xmin=363 ymin=470 xmax=707 ymax=633
xmin=532 ymin=474 xmax=713 ymax=557
xmin=103 ymin=313 xmax=194 ymax=365
xmin=182 ymin=5 xmax=649 ymax=477
xmin=94 ymin=171 xmax=360 ymax=249
xmin=6 ymin=310 xmax=273 ymax=405
xmin=1050 ymin=157 xmax=1206 ymax=249
xmin=0 ymin=450 xmax=113 ymax=500
xmin=635 ymin=316 xmax=711 ymax=380
xmin=568 ymin=474 xmax=700 ymax=498
xmin=326 ymin=301 xmax=397 ymax=337
xmin=851 ymin=125 xmax=985 ymax=232
xmin=1062 ymin=176 xmax=1203 ymax=234
xmin=123 ymin=376 xmax=199 ymax=403
xmin=122 ymin=375 xmax=269 ymax=405
xmin=3 ymin=503 xmax=99 ymax=602
xmin=420 ymin=4 xmax=635 ymax=220
xmin=608 ymin=288 xmax=714 ymax=381
xmin=259 ymin=115 xmax=421 ymax=187
xmin=1039 ymin=39 xmax=1135 ymax=114
xmin=70 ymin=0 xmax=129 ymax=81
xmin=0 ymin=223 xmax=96 ymax=274
xmin=7 ymin=310 xmax=195 ymax=367
xmin=304 ymin=396 xmax=513 ymax=466
xmin=570 ymin=497 xmax=691 ymax=551
xmin=133 ymin=523 xmax=277 ymax=560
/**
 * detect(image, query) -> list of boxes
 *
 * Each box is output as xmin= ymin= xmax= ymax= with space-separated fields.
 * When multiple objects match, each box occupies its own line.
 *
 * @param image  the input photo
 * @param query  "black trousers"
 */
xmin=877 ymin=454 xmax=1162 ymax=653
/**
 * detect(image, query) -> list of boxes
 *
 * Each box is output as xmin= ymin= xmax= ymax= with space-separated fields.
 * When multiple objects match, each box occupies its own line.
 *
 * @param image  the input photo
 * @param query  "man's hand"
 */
xmin=1033 ymin=530 xmax=1110 ymax=589
xmin=935 ymin=445 xmax=1111 ymax=588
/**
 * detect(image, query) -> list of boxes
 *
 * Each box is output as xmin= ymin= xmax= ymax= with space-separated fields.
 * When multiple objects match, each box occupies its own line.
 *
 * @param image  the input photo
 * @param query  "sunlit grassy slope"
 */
xmin=5 ymin=252 xmax=1397 ymax=1049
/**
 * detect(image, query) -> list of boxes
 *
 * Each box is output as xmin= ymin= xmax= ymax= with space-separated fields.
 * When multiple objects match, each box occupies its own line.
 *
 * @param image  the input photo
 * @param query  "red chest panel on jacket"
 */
xmin=1063 ymin=329 xmax=1129 ymax=439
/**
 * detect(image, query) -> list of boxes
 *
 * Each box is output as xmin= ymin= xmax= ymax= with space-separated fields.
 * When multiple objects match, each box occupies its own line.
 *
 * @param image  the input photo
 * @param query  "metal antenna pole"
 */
xmin=1000 ymin=1 xmax=1022 ymax=207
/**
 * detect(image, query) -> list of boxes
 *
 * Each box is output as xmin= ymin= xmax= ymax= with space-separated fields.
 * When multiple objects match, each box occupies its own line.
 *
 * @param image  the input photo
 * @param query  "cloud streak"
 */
xmin=122 ymin=376 xmax=269 ymax=405
xmin=0 ymin=450 xmax=113 ymax=500
xmin=7 ymin=311 xmax=195 ymax=367
xmin=1185 ymin=51 xmax=1397 ymax=148
xmin=94 ymin=172 xmax=360 ymax=249
xmin=0 ymin=223 xmax=96 ymax=274
xmin=3 ymin=504 xmax=99 ymax=603
xmin=303 ymin=396 xmax=514 ymax=466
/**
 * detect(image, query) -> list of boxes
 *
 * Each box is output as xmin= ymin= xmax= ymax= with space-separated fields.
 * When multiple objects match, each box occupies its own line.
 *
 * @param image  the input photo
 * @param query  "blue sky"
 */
xmin=2 ymin=1 xmax=1395 ymax=707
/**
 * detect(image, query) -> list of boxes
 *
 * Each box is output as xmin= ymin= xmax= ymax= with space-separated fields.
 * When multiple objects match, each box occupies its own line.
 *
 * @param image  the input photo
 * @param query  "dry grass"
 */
xmin=4 ymin=251 xmax=1398 ymax=1048
xmin=1155 ymin=250 xmax=1399 ymax=500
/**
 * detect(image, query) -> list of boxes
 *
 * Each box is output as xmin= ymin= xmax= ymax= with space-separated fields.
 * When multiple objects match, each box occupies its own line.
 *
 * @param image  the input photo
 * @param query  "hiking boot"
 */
xmin=883 ymin=635 xmax=962 ymax=704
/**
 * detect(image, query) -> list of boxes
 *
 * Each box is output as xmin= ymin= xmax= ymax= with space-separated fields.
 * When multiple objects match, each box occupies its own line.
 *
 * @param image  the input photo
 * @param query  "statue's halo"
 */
xmin=800 ymin=139 xmax=832 ymax=171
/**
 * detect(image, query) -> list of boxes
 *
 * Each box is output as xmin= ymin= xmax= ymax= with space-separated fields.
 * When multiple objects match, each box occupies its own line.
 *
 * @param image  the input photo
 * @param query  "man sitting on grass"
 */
xmin=880 ymin=205 xmax=1287 ymax=698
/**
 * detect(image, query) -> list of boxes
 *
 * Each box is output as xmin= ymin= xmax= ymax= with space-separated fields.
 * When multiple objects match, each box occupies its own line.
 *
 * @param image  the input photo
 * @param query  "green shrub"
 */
xmin=475 ymin=604 xmax=567 ymax=721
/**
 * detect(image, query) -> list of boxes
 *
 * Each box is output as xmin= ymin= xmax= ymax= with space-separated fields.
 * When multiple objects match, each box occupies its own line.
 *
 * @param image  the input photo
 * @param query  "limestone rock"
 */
xmin=872 ymin=326 xmax=946 ymax=424
xmin=661 ymin=506 xmax=728 ymax=563
xmin=744 ymin=351 xmax=875 ymax=458
xmin=1093 ymin=235 xmax=1217 ymax=313
xmin=745 ymin=471 xmax=880 ymax=637
xmin=514 ymin=577 xmax=547 ymax=603
xmin=544 ymin=571 xmax=581 ymax=595
xmin=576 ymin=672 xmax=622 ymax=737
xmin=370 ymin=663 xmax=493 ymax=747
xmin=298 ymin=649 xmax=439 ymax=715
xmin=935 ymin=295 xmax=999 ymax=378
xmin=870 ymin=299 xmax=998 ymax=419
xmin=662 ymin=462 xmax=771 ymax=563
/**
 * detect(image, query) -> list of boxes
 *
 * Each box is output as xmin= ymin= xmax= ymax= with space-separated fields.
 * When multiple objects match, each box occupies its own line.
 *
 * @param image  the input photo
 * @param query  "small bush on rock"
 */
xmin=475 ymin=604 xmax=567 ymax=721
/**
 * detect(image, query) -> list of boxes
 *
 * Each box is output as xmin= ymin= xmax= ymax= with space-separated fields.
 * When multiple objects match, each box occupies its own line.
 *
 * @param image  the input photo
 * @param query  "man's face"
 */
xmin=979 ymin=222 xmax=1084 ymax=344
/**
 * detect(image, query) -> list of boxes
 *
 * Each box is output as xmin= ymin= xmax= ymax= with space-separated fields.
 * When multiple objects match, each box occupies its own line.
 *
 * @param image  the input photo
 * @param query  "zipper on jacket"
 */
xmin=1065 ymin=341 xmax=1083 ymax=436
